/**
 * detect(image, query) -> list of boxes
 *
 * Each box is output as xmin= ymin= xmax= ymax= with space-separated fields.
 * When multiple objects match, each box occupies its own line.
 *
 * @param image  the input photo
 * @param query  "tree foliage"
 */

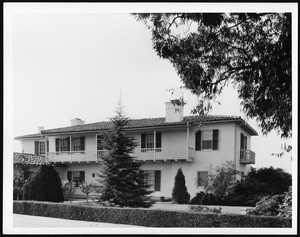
xmin=204 ymin=161 xmax=239 ymax=201
xmin=133 ymin=13 xmax=291 ymax=138
xmin=96 ymin=102 xmax=153 ymax=208
xmin=22 ymin=164 xmax=64 ymax=202
xmin=172 ymin=168 xmax=190 ymax=204
xmin=13 ymin=164 xmax=30 ymax=200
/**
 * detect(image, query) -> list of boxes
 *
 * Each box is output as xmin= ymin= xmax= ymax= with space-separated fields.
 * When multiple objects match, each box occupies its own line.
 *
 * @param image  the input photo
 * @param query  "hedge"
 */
xmin=13 ymin=201 xmax=292 ymax=228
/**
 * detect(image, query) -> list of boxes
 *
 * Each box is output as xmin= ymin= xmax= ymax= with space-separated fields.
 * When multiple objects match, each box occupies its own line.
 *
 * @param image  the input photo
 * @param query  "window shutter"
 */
xmin=67 ymin=138 xmax=71 ymax=151
xmin=80 ymin=171 xmax=85 ymax=183
xmin=195 ymin=131 xmax=202 ymax=151
xmin=67 ymin=171 xmax=72 ymax=182
xmin=47 ymin=141 xmax=49 ymax=152
xmin=212 ymin=129 xmax=219 ymax=150
xmin=244 ymin=136 xmax=247 ymax=149
xmin=141 ymin=133 xmax=146 ymax=148
xmin=80 ymin=137 xmax=85 ymax=151
xmin=55 ymin=139 xmax=59 ymax=152
xmin=240 ymin=133 xmax=244 ymax=149
xmin=34 ymin=141 xmax=39 ymax=155
xmin=156 ymin=132 xmax=161 ymax=148
xmin=154 ymin=170 xmax=161 ymax=191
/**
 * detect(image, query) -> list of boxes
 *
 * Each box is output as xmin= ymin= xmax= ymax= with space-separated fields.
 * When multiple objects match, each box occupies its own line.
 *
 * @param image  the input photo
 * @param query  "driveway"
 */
xmin=13 ymin=214 xmax=144 ymax=228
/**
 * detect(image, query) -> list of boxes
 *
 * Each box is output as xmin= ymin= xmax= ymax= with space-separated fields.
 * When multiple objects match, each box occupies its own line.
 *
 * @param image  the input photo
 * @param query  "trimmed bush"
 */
xmin=172 ymin=168 xmax=190 ymax=204
xmin=278 ymin=186 xmax=292 ymax=218
xmin=22 ymin=165 xmax=64 ymax=203
xmin=247 ymin=195 xmax=284 ymax=216
xmin=13 ymin=201 xmax=291 ymax=228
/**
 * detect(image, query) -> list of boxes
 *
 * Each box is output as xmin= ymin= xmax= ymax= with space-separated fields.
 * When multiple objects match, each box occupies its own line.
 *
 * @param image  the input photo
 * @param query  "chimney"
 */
xmin=165 ymin=101 xmax=184 ymax=123
xmin=38 ymin=126 xmax=44 ymax=133
xmin=71 ymin=118 xmax=85 ymax=126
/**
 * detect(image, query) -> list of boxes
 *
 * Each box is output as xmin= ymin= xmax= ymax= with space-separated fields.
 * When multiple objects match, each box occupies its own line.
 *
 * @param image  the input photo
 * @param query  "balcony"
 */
xmin=47 ymin=150 xmax=108 ymax=163
xmin=47 ymin=147 xmax=194 ymax=163
xmin=132 ymin=147 xmax=194 ymax=162
xmin=240 ymin=149 xmax=255 ymax=164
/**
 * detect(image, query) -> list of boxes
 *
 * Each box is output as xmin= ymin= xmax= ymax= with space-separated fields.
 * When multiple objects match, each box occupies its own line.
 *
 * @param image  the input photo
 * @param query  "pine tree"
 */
xmin=22 ymin=164 xmax=64 ymax=202
xmin=172 ymin=168 xmax=190 ymax=204
xmin=97 ymin=101 xmax=153 ymax=208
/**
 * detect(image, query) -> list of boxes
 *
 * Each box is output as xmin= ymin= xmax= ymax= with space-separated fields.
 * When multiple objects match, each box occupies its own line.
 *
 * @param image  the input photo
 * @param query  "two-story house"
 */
xmin=14 ymin=101 xmax=258 ymax=199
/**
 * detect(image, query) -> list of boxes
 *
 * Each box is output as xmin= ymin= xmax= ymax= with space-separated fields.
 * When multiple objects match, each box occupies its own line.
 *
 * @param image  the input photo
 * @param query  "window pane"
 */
xmin=202 ymin=140 xmax=212 ymax=149
xmin=144 ymin=170 xmax=155 ymax=190
xmin=198 ymin=171 xmax=208 ymax=186
xmin=39 ymin=141 xmax=45 ymax=154
xmin=146 ymin=134 xmax=154 ymax=148
xmin=202 ymin=131 xmax=212 ymax=140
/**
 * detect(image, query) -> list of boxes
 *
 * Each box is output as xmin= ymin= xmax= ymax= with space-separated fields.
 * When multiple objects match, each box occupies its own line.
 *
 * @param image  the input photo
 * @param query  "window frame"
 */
xmin=144 ymin=170 xmax=161 ymax=191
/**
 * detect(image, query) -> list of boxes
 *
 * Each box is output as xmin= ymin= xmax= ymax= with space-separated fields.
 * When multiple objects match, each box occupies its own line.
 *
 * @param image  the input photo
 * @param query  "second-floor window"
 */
xmin=195 ymin=129 xmax=219 ymax=151
xmin=34 ymin=141 xmax=48 ymax=155
xmin=141 ymin=132 xmax=161 ymax=151
xmin=55 ymin=137 xmax=85 ymax=152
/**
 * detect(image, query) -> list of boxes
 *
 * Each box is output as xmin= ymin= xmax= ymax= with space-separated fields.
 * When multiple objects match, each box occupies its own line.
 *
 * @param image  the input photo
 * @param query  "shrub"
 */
xmin=189 ymin=205 xmax=222 ymax=214
xmin=61 ymin=180 xmax=76 ymax=198
xmin=79 ymin=182 xmax=94 ymax=202
xmin=22 ymin=165 xmax=64 ymax=202
xmin=13 ymin=201 xmax=292 ymax=227
xmin=278 ymin=186 xmax=292 ymax=218
xmin=247 ymin=194 xmax=284 ymax=216
xmin=172 ymin=168 xmax=190 ymax=204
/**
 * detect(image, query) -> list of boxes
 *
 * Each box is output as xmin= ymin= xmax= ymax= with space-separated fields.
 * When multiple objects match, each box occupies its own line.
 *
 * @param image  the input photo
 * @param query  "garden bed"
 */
xmin=13 ymin=201 xmax=291 ymax=228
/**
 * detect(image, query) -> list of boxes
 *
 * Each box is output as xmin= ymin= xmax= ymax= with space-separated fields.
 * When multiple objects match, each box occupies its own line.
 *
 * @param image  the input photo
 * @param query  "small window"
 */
xmin=202 ymin=131 xmax=213 ymax=149
xmin=197 ymin=171 xmax=208 ymax=187
xmin=35 ymin=141 xmax=46 ymax=155
xmin=67 ymin=171 xmax=85 ymax=187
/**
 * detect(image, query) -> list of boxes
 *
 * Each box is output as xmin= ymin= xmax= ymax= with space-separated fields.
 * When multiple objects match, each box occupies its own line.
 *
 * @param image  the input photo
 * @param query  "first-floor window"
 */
xmin=144 ymin=170 xmax=161 ymax=191
xmin=67 ymin=171 xmax=85 ymax=187
xmin=197 ymin=171 xmax=208 ymax=187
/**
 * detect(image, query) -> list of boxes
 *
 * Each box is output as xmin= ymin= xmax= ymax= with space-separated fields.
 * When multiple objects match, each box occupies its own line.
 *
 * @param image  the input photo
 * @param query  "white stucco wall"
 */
xmin=17 ymin=121 xmax=256 ymax=199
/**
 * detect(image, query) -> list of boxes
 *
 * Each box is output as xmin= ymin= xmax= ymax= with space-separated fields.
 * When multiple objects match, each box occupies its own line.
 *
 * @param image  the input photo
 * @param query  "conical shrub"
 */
xmin=172 ymin=168 xmax=190 ymax=204
xmin=23 ymin=164 xmax=64 ymax=202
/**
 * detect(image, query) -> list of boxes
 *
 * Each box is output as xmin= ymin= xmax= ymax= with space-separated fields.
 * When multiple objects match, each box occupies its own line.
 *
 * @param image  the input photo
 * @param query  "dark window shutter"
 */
xmin=47 ymin=141 xmax=49 ymax=152
xmin=67 ymin=171 xmax=72 ymax=182
xmin=156 ymin=132 xmax=161 ymax=148
xmin=154 ymin=170 xmax=161 ymax=191
xmin=67 ymin=138 xmax=71 ymax=151
xmin=55 ymin=139 xmax=59 ymax=152
xmin=240 ymin=133 xmax=244 ymax=149
xmin=212 ymin=129 xmax=219 ymax=150
xmin=80 ymin=137 xmax=85 ymax=150
xmin=80 ymin=171 xmax=85 ymax=182
xmin=141 ymin=133 xmax=146 ymax=148
xmin=244 ymin=136 xmax=247 ymax=149
xmin=195 ymin=131 xmax=201 ymax=151
xmin=34 ymin=141 xmax=39 ymax=155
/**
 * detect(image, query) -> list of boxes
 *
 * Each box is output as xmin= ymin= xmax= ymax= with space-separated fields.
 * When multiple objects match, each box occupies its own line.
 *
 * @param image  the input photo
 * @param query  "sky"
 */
xmin=5 ymin=3 xmax=297 ymax=176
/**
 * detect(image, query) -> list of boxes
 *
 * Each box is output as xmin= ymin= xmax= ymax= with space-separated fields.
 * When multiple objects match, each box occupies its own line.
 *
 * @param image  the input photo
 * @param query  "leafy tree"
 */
xmin=204 ymin=161 xmax=239 ymax=202
xmin=133 ymin=13 xmax=291 ymax=138
xmin=22 ymin=164 xmax=64 ymax=202
xmin=96 ymin=101 xmax=153 ymax=208
xmin=61 ymin=180 xmax=76 ymax=200
xmin=172 ymin=168 xmax=190 ymax=204
xmin=13 ymin=164 xmax=30 ymax=200
xmin=247 ymin=194 xmax=284 ymax=216
xmin=278 ymin=186 xmax=292 ymax=218
xmin=224 ymin=166 xmax=292 ymax=206
xmin=79 ymin=181 xmax=95 ymax=202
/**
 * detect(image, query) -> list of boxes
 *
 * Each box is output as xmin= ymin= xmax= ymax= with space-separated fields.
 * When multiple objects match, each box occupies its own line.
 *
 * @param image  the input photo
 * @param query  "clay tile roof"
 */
xmin=13 ymin=152 xmax=49 ymax=165
xmin=15 ymin=115 xmax=258 ymax=138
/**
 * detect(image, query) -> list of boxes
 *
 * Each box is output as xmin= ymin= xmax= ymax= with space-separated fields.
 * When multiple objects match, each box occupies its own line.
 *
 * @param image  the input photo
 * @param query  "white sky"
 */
xmin=6 ymin=3 xmax=297 ymax=174
xmin=3 ymin=3 xmax=298 ymax=235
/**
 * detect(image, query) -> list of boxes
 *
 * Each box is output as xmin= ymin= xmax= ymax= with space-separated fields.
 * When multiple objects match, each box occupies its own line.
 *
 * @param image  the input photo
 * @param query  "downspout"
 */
xmin=186 ymin=122 xmax=190 ymax=160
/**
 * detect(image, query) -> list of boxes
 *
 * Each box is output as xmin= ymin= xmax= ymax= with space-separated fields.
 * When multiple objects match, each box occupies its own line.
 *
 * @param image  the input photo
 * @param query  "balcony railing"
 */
xmin=240 ymin=149 xmax=255 ymax=164
xmin=47 ymin=147 xmax=194 ymax=163
xmin=47 ymin=150 xmax=108 ymax=163
xmin=132 ymin=147 xmax=194 ymax=162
